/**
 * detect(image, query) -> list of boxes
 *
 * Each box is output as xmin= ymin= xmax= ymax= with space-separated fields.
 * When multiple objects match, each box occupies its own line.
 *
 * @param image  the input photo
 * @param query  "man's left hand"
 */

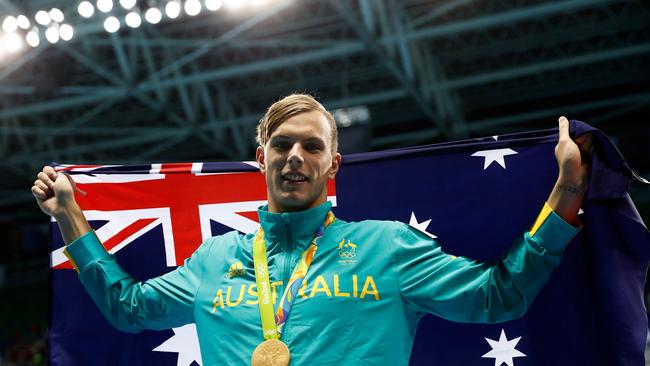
xmin=555 ymin=116 xmax=593 ymax=189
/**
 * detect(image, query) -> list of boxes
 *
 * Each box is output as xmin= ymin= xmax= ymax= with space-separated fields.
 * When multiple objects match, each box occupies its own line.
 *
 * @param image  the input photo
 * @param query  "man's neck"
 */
xmin=267 ymin=198 xmax=327 ymax=214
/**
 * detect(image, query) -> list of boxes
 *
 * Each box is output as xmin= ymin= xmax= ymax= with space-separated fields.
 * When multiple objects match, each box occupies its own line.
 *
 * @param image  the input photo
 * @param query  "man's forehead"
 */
xmin=269 ymin=111 xmax=332 ymax=139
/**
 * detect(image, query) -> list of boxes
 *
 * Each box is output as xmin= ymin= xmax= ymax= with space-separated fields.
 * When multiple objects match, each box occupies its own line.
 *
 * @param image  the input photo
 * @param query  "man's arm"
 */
xmin=32 ymin=166 xmax=202 ymax=332
xmin=396 ymin=117 xmax=591 ymax=323
xmin=546 ymin=116 xmax=593 ymax=226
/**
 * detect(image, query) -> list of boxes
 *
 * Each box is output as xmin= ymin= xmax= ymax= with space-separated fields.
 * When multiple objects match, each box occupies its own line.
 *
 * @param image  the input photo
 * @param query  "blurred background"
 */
xmin=0 ymin=0 xmax=648 ymax=364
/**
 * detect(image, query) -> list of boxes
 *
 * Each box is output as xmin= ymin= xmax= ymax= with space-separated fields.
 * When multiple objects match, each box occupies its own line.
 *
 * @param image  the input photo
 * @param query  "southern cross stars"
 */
xmin=153 ymin=323 xmax=203 ymax=366
xmin=471 ymin=148 xmax=518 ymax=170
xmin=482 ymin=329 xmax=526 ymax=366
xmin=409 ymin=212 xmax=437 ymax=239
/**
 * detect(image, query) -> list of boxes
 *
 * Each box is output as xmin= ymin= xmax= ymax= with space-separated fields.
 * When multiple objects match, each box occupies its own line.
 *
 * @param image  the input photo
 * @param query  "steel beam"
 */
xmin=411 ymin=0 xmax=478 ymax=27
xmin=441 ymin=42 xmax=650 ymax=90
xmin=333 ymin=0 xmax=449 ymax=136
xmin=372 ymin=91 xmax=650 ymax=147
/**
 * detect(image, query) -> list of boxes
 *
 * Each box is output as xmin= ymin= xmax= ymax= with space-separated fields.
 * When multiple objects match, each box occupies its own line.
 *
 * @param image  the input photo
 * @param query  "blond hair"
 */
xmin=256 ymin=94 xmax=338 ymax=154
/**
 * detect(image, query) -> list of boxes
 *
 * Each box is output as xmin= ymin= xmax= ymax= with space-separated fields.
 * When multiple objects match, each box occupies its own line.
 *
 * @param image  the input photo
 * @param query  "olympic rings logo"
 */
xmin=339 ymin=250 xmax=356 ymax=259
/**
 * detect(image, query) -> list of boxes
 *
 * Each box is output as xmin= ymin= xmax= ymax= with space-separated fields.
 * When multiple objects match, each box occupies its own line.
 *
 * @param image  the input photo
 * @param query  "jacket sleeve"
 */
xmin=395 ymin=203 xmax=579 ymax=323
xmin=63 ymin=230 xmax=211 ymax=333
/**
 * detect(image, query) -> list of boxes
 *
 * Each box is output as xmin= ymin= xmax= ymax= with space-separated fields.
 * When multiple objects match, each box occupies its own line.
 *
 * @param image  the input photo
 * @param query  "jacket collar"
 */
xmin=257 ymin=201 xmax=333 ymax=251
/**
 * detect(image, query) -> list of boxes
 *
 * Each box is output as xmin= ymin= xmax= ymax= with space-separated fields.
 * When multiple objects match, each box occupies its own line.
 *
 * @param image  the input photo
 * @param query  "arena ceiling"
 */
xmin=1 ymin=0 xmax=649 ymax=220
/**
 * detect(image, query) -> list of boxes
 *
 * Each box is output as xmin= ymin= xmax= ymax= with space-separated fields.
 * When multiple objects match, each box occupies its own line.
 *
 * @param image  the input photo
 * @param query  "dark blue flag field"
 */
xmin=49 ymin=120 xmax=650 ymax=365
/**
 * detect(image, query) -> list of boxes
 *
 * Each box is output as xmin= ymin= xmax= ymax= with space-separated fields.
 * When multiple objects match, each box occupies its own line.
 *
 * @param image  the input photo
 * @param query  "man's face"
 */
xmin=256 ymin=110 xmax=341 ymax=213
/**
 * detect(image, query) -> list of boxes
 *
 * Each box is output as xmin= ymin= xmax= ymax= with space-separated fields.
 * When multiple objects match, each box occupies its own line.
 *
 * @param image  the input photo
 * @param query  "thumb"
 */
xmin=558 ymin=116 xmax=570 ymax=140
xmin=63 ymin=172 xmax=88 ymax=196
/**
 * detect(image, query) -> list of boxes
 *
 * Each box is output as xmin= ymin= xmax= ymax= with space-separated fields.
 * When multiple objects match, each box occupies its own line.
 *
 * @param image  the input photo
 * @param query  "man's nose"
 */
xmin=288 ymin=144 xmax=304 ymax=168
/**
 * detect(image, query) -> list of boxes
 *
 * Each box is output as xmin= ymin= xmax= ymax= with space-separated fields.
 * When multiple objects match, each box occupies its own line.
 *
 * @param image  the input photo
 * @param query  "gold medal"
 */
xmin=251 ymin=339 xmax=290 ymax=366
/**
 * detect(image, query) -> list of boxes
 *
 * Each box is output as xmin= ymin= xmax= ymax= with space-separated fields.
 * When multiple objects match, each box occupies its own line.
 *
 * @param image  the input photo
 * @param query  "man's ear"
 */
xmin=256 ymin=146 xmax=266 ymax=174
xmin=328 ymin=153 xmax=342 ymax=179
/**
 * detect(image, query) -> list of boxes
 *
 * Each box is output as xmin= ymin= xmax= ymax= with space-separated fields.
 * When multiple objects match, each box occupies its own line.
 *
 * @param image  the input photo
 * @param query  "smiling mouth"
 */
xmin=282 ymin=173 xmax=308 ymax=183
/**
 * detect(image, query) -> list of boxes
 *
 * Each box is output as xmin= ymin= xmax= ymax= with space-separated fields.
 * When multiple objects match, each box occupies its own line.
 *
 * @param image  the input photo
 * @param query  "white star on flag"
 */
xmin=579 ymin=208 xmax=584 ymax=215
xmin=409 ymin=212 xmax=437 ymax=239
xmin=153 ymin=323 xmax=203 ymax=366
xmin=471 ymin=148 xmax=518 ymax=170
xmin=482 ymin=329 xmax=526 ymax=366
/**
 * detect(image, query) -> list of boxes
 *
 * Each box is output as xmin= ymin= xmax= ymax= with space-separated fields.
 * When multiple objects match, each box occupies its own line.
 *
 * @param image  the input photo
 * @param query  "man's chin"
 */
xmin=275 ymin=194 xmax=318 ymax=212
xmin=279 ymin=199 xmax=310 ymax=212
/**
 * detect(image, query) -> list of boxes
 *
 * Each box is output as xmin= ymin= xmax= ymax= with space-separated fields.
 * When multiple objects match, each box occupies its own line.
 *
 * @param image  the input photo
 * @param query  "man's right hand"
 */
xmin=32 ymin=166 xmax=92 ymax=244
xmin=32 ymin=165 xmax=77 ymax=218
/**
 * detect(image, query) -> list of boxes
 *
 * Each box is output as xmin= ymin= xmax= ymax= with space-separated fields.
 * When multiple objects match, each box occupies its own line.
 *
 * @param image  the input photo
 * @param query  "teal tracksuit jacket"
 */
xmin=64 ymin=201 xmax=579 ymax=365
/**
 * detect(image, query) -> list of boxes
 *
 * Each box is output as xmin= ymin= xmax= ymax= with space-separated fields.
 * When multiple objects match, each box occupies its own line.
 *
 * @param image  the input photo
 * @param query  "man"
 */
xmin=33 ymin=94 xmax=590 ymax=365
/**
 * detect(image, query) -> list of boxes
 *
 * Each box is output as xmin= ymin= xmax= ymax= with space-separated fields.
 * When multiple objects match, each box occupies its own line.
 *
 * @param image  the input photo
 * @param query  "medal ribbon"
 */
xmin=253 ymin=210 xmax=336 ymax=340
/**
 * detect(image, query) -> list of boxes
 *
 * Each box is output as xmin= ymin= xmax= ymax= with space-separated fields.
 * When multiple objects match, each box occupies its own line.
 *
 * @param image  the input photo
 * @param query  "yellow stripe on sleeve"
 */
xmin=63 ymin=247 xmax=80 ymax=273
xmin=529 ymin=202 xmax=553 ymax=237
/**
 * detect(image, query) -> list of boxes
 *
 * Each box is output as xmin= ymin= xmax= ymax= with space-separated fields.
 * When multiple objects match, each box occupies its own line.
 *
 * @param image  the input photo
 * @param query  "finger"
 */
xmin=43 ymin=165 xmax=59 ymax=181
xmin=61 ymin=172 xmax=87 ymax=196
xmin=35 ymin=180 xmax=52 ymax=197
xmin=31 ymin=186 xmax=47 ymax=200
xmin=558 ymin=116 xmax=570 ymax=140
xmin=37 ymin=171 xmax=55 ymax=189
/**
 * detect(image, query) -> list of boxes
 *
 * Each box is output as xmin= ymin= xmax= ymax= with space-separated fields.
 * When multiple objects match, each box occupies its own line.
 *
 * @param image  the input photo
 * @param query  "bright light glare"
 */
xmin=120 ymin=0 xmax=137 ymax=9
xmin=35 ymin=10 xmax=51 ymax=26
xmin=104 ymin=16 xmax=120 ymax=32
xmin=78 ymin=1 xmax=95 ymax=18
xmin=184 ymin=0 xmax=201 ymax=16
xmin=26 ymin=30 xmax=40 ymax=47
xmin=2 ymin=33 xmax=23 ymax=52
xmin=249 ymin=0 xmax=269 ymax=7
xmin=45 ymin=26 xmax=60 ymax=43
xmin=59 ymin=24 xmax=74 ymax=41
xmin=97 ymin=0 xmax=114 ymax=13
xmin=49 ymin=8 xmax=64 ymax=23
xmin=144 ymin=8 xmax=162 ymax=24
xmin=205 ymin=0 xmax=223 ymax=11
xmin=2 ymin=16 xmax=17 ymax=33
xmin=17 ymin=15 xmax=30 ymax=29
xmin=125 ymin=12 xmax=142 ymax=28
xmin=165 ymin=1 xmax=181 ymax=19
xmin=223 ymin=0 xmax=244 ymax=10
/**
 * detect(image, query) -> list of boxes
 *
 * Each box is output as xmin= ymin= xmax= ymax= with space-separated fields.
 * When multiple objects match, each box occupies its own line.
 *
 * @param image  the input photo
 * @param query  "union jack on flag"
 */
xmin=51 ymin=162 xmax=338 ymax=270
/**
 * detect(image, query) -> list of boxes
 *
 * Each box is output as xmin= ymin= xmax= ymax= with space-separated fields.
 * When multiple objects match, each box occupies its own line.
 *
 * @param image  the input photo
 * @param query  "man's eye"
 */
xmin=306 ymin=143 xmax=322 ymax=151
xmin=273 ymin=141 xmax=289 ymax=149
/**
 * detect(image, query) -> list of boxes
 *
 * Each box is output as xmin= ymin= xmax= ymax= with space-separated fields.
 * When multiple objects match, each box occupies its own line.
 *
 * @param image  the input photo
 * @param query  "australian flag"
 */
xmin=49 ymin=120 xmax=650 ymax=365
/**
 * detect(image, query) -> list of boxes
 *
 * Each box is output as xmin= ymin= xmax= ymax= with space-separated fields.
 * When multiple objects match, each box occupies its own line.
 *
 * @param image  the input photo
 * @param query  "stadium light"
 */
xmin=78 ymin=1 xmax=95 ymax=18
xmin=26 ymin=30 xmax=40 ymax=47
xmin=125 ymin=11 xmax=142 ymax=28
xmin=2 ymin=33 xmax=24 ymax=52
xmin=16 ymin=15 xmax=30 ymax=30
xmin=2 ymin=16 xmax=17 ymax=33
xmin=184 ymin=0 xmax=202 ymax=16
xmin=35 ymin=10 xmax=51 ymax=26
xmin=120 ymin=0 xmax=137 ymax=10
xmin=249 ymin=0 xmax=270 ymax=7
xmin=45 ymin=25 xmax=60 ymax=43
xmin=59 ymin=24 xmax=74 ymax=41
xmin=97 ymin=0 xmax=114 ymax=13
xmin=49 ymin=8 xmax=65 ymax=23
xmin=205 ymin=0 xmax=223 ymax=11
xmin=165 ymin=1 xmax=181 ymax=19
xmin=223 ymin=0 xmax=243 ymax=11
xmin=104 ymin=16 xmax=120 ymax=32
xmin=144 ymin=8 xmax=162 ymax=24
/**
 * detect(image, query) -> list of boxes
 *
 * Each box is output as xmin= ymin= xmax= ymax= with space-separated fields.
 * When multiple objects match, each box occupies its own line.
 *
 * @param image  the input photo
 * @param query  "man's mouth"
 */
xmin=282 ymin=173 xmax=308 ymax=183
